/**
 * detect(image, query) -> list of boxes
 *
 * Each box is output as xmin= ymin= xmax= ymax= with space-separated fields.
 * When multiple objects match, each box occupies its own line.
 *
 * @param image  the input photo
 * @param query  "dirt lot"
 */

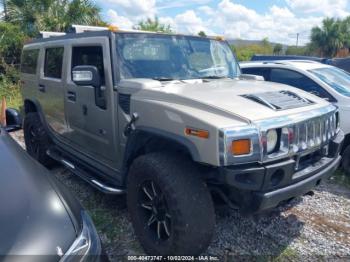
xmin=11 ymin=131 xmax=350 ymax=261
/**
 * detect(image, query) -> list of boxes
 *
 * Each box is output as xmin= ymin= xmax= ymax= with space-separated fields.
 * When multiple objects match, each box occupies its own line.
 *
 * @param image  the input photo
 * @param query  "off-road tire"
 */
xmin=23 ymin=112 xmax=55 ymax=167
xmin=127 ymin=152 xmax=215 ymax=256
xmin=342 ymin=145 xmax=350 ymax=176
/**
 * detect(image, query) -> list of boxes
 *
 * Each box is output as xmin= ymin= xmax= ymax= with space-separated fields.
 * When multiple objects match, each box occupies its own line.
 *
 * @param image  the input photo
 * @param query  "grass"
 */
xmin=272 ymin=247 xmax=298 ymax=262
xmin=0 ymin=80 xmax=22 ymax=109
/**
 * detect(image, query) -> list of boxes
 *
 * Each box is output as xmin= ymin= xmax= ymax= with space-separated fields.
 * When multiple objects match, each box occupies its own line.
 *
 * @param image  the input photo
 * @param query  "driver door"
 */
xmin=63 ymin=37 xmax=118 ymax=165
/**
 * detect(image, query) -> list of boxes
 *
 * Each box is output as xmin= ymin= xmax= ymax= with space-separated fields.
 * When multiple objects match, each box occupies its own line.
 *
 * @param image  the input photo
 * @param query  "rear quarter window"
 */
xmin=21 ymin=49 xmax=40 ymax=74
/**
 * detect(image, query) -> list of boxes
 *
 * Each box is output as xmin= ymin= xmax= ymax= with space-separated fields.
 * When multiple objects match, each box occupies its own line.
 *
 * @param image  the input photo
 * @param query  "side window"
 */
xmin=241 ymin=67 xmax=270 ymax=80
xmin=21 ymin=49 xmax=39 ymax=74
xmin=270 ymin=68 xmax=334 ymax=100
xmin=72 ymin=46 xmax=105 ymax=84
xmin=44 ymin=47 xmax=64 ymax=79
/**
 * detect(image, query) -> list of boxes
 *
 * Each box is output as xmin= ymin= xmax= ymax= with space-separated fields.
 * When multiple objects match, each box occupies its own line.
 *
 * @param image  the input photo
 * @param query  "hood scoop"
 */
xmin=242 ymin=90 xmax=314 ymax=110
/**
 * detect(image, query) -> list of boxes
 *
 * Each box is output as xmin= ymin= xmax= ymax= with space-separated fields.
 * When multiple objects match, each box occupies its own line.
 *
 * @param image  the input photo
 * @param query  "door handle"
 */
xmin=38 ymin=84 xmax=46 ymax=92
xmin=67 ymin=91 xmax=76 ymax=102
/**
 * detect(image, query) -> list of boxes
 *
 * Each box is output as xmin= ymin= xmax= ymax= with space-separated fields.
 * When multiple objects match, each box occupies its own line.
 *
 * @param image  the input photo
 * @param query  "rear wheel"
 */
xmin=127 ymin=152 xmax=215 ymax=255
xmin=342 ymin=145 xmax=350 ymax=176
xmin=23 ymin=112 xmax=55 ymax=167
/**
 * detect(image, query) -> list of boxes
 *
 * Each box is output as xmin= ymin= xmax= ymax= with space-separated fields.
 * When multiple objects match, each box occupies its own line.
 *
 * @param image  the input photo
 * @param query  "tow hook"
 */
xmin=124 ymin=113 xmax=139 ymax=136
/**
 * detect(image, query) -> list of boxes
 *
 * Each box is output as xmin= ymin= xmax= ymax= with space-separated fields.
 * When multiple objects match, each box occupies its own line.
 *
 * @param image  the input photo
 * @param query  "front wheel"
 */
xmin=127 ymin=152 xmax=215 ymax=255
xmin=342 ymin=145 xmax=350 ymax=176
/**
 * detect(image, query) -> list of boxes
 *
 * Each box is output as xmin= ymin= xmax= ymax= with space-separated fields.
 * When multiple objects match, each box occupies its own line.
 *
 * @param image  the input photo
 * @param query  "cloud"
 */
xmin=197 ymin=6 xmax=215 ymax=16
xmin=104 ymin=0 xmax=156 ymax=17
xmin=157 ymin=0 xmax=212 ymax=10
xmin=101 ymin=0 xmax=335 ymax=45
xmin=174 ymin=10 xmax=212 ymax=34
xmin=286 ymin=0 xmax=349 ymax=17
xmin=270 ymin=5 xmax=294 ymax=19
xmin=106 ymin=9 xmax=133 ymax=29
xmin=203 ymin=0 xmax=323 ymax=45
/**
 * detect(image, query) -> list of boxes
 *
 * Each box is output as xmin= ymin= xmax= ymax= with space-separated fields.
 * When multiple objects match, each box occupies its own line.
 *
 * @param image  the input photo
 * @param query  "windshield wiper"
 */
xmin=152 ymin=77 xmax=176 ymax=81
xmin=201 ymin=76 xmax=227 ymax=79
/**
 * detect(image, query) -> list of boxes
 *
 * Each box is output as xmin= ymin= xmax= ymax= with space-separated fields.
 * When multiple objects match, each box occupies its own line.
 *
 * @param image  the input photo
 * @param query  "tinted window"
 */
xmin=21 ymin=49 xmax=39 ymax=74
xmin=241 ymin=67 xmax=269 ymax=80
xmin=72 ymin=46 xmax=105 ymax=84
xmin=44 ymin=47 xmax=64 ymax=79
xmin=309 ymin=67 xmax=350 ymax=97
xmin=270 ymin=68 xmax=334 ymax=100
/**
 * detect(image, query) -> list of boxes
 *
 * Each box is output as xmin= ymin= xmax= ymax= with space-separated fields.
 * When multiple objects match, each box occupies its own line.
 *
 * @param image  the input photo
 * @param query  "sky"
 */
xmin=96 ymin=0 xmax=350 ymax=45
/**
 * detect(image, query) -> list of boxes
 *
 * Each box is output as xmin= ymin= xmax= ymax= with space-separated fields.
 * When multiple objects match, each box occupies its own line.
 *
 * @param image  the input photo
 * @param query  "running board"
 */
xmin=47 ymin=148 xmax=125 ymax=195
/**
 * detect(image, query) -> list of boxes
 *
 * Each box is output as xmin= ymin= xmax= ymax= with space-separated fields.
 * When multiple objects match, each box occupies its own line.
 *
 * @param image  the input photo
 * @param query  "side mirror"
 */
xmin=5 ymin=108 xmax=22 ymax=133
xmin=239 ymin=74 xmax=265 ymax=81
xmin=72 ymin=65 xmax=101 ymax=88
xmin=72 ymin=65 xmax=106 ymax=109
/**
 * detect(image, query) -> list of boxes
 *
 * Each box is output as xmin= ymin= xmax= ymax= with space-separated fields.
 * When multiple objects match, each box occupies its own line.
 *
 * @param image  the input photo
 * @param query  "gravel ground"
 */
xmin=10 ymin=131 xmax=350 ymax=261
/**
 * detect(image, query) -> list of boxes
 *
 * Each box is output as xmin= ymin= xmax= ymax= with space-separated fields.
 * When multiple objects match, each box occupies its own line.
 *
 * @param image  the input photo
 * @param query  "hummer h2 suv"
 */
xmin=20 ymin=27 xmax=344 ymax=255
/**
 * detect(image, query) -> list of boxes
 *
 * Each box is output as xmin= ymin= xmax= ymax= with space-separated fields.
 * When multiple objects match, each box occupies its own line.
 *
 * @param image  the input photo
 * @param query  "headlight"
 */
xmin=61 ymin=211 xmax=101 ymax=261
xmin=266 ymin=129 xmax=278 ymax=153
xmin=220 ymin=126 xmax=261 ymax=165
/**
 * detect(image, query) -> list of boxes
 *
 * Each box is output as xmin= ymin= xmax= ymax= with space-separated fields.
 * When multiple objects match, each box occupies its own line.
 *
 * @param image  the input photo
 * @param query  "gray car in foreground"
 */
xmin=0 ymin=110 xmax=104 ymax=261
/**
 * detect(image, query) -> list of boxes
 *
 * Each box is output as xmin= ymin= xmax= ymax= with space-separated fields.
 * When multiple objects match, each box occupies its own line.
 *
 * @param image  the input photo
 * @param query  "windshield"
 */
xmin=309 ymin=67 xmax=350 ymax=97
xmin=116 ymin=33 xmax=240 ymax=80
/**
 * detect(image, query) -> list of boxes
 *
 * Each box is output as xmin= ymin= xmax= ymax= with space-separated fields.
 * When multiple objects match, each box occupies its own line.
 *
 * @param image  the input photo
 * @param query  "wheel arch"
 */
xmin=24 ymin=99 xmax=39 ymax=114
xmin=121 ymin=127 xmax=201 ymax=184
xmin=341 ymin=133 xmax=350 ymax=154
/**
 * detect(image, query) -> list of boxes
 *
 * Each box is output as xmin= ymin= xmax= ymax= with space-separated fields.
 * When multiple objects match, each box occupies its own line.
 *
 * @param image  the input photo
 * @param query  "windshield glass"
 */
xmin=309 ymin=67 xmax=350 ymax=97
xmin=116 ymin=33 xmax=240 ymax=80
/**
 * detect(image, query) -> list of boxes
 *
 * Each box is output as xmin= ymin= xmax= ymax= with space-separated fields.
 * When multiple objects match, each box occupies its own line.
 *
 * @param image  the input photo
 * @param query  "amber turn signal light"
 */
xmin=231 ymin=139 xmax=251 ymax=155
xmin=185 ymin=128 xmax=209 ymax=139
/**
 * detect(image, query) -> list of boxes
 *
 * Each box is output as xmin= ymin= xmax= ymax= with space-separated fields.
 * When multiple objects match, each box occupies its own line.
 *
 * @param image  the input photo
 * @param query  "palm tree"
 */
xmin=0 ymin=0 xmax=8 ymax=21
xmin=5 ymin=0 xmax=104 ymax=36
xmin=134 ymin=17 xmax=172 ymax=33
xmin=311 ymin=18 xmax=343 ymax=57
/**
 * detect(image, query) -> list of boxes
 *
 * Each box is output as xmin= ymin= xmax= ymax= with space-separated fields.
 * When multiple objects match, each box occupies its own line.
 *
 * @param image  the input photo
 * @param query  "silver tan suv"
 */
xmin=20 ymin=27 xmax=344 ymax=256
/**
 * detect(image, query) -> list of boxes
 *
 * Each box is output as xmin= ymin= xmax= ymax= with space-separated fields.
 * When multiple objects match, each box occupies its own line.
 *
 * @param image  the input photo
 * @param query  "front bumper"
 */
xmin=216 ymin=130 xmax=344 ymax=213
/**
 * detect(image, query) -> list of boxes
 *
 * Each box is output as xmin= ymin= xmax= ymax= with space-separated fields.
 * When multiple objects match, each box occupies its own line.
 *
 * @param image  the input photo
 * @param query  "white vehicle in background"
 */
xmin=240 ymin=60 xmax=350 ymax=175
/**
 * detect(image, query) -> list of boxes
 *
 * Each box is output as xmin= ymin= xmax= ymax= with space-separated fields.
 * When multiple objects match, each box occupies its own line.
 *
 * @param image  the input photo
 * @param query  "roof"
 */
xmin=26 ymin=26 xmax=214 ymax=45
xmin=240 ymin=60 xmax=331 ymax=71
xmin=251 ymin=54 xmax=325 ymax=62
xmin=27 ymin=30 xmax=113 ymax=45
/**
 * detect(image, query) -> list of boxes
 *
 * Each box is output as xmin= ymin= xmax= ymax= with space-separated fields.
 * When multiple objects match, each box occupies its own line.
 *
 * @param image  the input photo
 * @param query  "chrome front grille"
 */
xmin=263 ymin=111 xmax=338 ymax=162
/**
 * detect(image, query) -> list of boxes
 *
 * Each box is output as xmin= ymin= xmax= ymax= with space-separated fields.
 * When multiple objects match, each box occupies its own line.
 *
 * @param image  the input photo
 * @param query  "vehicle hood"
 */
xmin=0 ymin=130 xmax=76 ymax=257
xmin=135 ymin=79 xmax=331 ymax=123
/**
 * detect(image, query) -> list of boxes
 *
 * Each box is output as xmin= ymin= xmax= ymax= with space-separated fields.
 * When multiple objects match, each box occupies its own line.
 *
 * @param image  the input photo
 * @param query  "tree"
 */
xmin=232 ymin=42 xmax=274 ymax=61
xmin=0 ymin=0 xmax=8 ymax=21
xmin=273 ymin=43 xmax=283 ymax=55
xmin=285 ymin=46 xmax=308 ymax=56
xmin=4 ymin=0 xmax=104 ymax=36
xmin=340 ymin=16 xmax=350 ymax=51
xmin=311 ymin=18 xmax=343 ymax=57
xmin=135 ymin=17 xmax=172 ymax=33
xmin=0 ymin=22 xmax=25 ymax=82
xmin=198 ymin=31 xmax=206 ymax=37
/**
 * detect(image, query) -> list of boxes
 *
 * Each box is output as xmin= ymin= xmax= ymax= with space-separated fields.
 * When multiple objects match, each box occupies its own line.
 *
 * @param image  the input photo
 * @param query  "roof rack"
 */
xmin=70 ymin=24 xmax=151 ymax=34
xmin=70 ymin=25 xmax=110 ymax=33
xmin=39 ymin=31 xmax=66 ymax=38
xmin=39 ymin=25 xmax=152 ymax=39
